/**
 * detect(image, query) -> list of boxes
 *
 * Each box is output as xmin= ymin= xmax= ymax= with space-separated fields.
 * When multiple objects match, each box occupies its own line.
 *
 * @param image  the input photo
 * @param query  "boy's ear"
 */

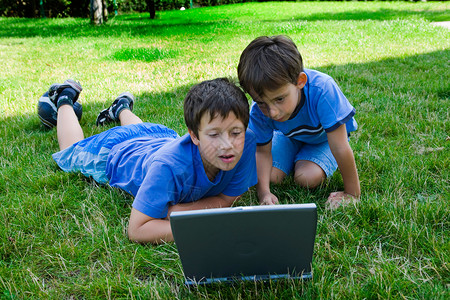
xmin=188 ymin=128 xmax=200 ymax=146
xmin=296 ymin=72 xmax=307 ymax=89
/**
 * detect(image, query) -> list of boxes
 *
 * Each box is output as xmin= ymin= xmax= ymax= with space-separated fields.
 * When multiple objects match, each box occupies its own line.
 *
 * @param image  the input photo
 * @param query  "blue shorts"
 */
xmin=52 ymin=123 xmax=178 ymax=184
xmin=271 ymin=131 xmax=338 ymax=177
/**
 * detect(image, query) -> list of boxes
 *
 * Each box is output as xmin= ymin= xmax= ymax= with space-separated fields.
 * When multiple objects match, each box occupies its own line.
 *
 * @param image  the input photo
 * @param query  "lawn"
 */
xmin=0 ymin=1 xmax=449 ymax=298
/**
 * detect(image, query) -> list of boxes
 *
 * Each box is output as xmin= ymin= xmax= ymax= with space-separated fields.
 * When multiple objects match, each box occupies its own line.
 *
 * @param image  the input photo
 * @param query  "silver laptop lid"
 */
xmin=170 ymin=203 xmax=317 ymax=285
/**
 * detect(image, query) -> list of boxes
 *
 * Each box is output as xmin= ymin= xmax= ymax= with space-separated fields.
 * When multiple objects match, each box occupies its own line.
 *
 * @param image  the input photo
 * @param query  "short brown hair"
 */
xmin=184 ymin=78 xmax=249 ymax=137
xmin=238 ymin=35 xmax=304 ymax=97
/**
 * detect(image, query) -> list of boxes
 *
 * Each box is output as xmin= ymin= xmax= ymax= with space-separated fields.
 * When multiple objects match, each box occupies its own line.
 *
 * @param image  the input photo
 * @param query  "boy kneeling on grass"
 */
xmin=238 ymin=35 xmax=360 ymax=208
xmin=39 ymin=78 xmax=257 ymax=244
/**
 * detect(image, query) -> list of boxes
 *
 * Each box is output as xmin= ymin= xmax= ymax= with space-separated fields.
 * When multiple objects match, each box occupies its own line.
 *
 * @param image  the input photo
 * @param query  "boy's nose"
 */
xmin=219 ymin=136 xmax=233 ymax=149
xmin=268 ymin=106 xmax=279 ymax=119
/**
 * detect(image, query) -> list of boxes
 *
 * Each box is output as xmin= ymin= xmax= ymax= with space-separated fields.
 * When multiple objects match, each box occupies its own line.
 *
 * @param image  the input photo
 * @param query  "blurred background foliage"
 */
xmin=0 ymin=0 xmax=436 ymax=18
xmin=1 ymin=0 xmax=252 ymax=18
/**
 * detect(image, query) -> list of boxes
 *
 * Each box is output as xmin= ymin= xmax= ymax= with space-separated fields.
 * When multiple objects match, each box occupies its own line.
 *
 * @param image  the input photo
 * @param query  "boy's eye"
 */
xmin=208 ymin=133 xmax=219 ymax=137
xmin=232 ymin=130 xmax=243 ymax=136
xmin=275 ymin=97 xmax=284 ymax=102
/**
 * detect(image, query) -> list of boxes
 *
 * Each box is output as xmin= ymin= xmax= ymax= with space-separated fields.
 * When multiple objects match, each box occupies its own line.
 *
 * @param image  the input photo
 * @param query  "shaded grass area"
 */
xmin=110 ymin=47 xmax=179 ymax=62
xmin=0 ymin=1 xmax=449 ymax=298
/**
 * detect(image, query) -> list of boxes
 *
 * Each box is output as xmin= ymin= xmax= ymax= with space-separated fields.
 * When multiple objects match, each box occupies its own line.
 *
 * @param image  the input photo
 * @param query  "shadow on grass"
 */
xmin=109 ymin=47 xmax=179 ymax=62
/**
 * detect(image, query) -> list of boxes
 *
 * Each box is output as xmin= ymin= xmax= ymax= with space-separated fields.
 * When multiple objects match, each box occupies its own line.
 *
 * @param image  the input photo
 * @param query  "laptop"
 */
xmin=170 ymin=203 xmax=317 ymax=285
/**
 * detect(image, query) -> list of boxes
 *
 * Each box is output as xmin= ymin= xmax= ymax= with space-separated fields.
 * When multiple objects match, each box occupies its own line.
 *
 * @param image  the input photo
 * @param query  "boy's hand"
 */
xmin=326 ymin=191 xmax=359 ymax=210
xmin=259 ymin=192 xmax=279 ymax=205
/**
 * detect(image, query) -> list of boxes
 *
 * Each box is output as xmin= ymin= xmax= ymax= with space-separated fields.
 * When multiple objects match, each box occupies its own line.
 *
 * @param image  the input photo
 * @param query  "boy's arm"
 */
xmin=326 ymin=124 xmax=360 ymax=209
xmin=168 ymin=193 xmax=238 ymax=213
xmin=256 ymin=142 xmax=279 ymax=205
xmin=128 ymin=208 xmax=173 ymax=244
xmin=128 ymin=194 xmax=238 ymax=244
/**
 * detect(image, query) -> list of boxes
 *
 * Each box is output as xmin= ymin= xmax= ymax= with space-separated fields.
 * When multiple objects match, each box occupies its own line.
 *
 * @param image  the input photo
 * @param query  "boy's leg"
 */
xmin=57 ymin=104 xmax=84 ymax=150
xmin=118 ymin=109 xmax=143 ymax=126
xmin=38 ymin=79 xmax=84 ymax=151
xmin=270 ymin=167 xmax=287 ymax=184
xmin=293 ymin=160 xmax=326 ymax=189
xmin=270 ymin=131 xmax=299 ymax=183
xmin=293 ymin=141 xmax=337 ymax=189
xmin=55 ymin=84 xmax=84 ymax=150
xmin=96 ymin=92 xmax=140 ymax=126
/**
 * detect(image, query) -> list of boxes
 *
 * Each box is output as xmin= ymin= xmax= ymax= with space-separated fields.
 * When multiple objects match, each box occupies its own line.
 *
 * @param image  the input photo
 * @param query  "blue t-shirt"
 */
xmin=105 ymin=130 xmax=257 ymax=219
xmin=249 ymin=69 xmax=357 ymax=146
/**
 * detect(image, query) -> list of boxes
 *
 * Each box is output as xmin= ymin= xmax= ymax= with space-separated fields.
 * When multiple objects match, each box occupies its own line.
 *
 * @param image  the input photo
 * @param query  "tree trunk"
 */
xmin=147 ymin=0 xmax=156 ymax=19
xmin=90 ymin=0 xmax=104 ymax=25
xmin=102 ymin=0 xmax=108 ymax=22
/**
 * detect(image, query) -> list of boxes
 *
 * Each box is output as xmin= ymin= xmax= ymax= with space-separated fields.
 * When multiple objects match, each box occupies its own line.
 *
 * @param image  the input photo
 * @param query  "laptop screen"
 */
xmin=170 ymin=203 xmax=317 ymax=285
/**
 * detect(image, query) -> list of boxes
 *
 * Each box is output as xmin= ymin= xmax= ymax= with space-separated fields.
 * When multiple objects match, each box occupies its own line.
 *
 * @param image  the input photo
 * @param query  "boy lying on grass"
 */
xmin=39 ymin=78 xmax=257 ymax=244
xmin=238 ymin=35 xmax=360 ymax=208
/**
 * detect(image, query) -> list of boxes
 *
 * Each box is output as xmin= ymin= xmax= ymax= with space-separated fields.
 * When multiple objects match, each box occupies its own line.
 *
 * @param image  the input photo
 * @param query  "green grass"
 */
xmin=0 ymin=1 xmax=449 ymax=298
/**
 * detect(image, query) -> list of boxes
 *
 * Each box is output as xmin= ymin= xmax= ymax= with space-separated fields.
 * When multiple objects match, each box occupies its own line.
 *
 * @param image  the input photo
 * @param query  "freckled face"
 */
xmin=189 ymin=112 xmax=246 ymax=180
